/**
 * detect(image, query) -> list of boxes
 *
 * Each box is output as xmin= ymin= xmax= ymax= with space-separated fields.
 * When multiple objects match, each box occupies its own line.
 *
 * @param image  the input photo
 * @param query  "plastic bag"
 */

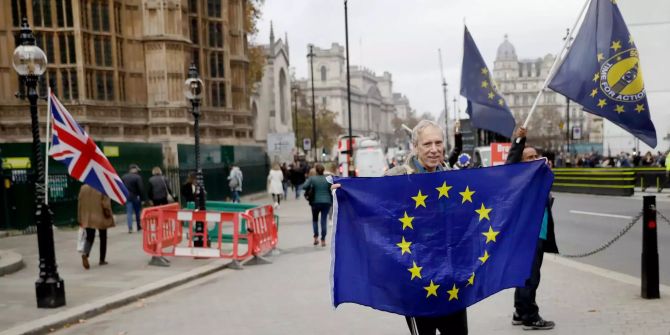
xmin=77 ymin=227 xmax=86 ymax=253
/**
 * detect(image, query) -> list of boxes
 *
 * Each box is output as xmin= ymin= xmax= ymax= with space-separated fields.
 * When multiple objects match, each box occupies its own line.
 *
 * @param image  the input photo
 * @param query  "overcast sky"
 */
xmin=256 ymin=0 xmax=587 ymax=120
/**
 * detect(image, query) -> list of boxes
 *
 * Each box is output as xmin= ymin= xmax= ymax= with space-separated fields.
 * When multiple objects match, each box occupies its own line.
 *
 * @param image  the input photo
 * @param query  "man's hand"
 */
xmin=331 ymin=183 xmax=341 ymax=190
xmin=515 ymin=126 xmax=527 ymax=139
xmin=454 ymin=121 xmax=461 ymax=134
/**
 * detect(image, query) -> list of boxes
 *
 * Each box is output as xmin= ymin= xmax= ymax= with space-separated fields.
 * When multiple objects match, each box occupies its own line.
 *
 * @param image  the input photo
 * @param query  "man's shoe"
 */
xmin=81 ymin=255 xmax=90 ymax=270
xmin=99 ymin=261 xmax=108 ymax=266
xmin=522 ymin=319 xmax=555 ymax=330
xmin=512 ymin=313 xmax=523 ymax=326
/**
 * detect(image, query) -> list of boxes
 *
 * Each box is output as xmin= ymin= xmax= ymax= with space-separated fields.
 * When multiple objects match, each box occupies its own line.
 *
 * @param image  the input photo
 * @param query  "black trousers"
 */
xmin=514 ymin=239 xmax=544 ymax=322
xmin=83 ymin=228 xmax=107 ymax=262
xmin=405 ymin=309 xmax=468 ymax=335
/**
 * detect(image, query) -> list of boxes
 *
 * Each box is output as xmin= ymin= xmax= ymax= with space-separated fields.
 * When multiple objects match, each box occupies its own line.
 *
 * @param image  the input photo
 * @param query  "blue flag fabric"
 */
xmin=548 ymin=0 xmax=656 ymax=147
xmin=331 ymin=160 xmax=554 ymax=317
xmin=460 ymin=26 xmax=516 ymax=138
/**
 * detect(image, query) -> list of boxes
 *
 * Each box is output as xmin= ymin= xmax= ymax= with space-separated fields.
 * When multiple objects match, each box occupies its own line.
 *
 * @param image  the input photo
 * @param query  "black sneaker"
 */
xmin=512 ymin=313 xmax=523 ymax=326
xmin=523 ymin=318 xmax=555 ymax=330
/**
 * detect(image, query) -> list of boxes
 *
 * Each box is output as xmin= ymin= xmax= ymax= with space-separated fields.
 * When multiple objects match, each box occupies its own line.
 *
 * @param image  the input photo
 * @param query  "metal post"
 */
xmin=14 ymin=19 xmax=66 ymax=308
xmin=641 ymin=196 xmax=660 ymax=299
xmin=344 ymin=0 xmax=354 ymax=177
xmin=308 ymin=45 xmax=317 ymax=162
xmin=293 ymin=87 xmax=299 ymax=146
xmin=566 ymin=97 xmax=571 ymax=158
xmin=188 ymin=64 xmax=206 ymax=248
xmin=442 ymin=81 xmax=449 ymax=151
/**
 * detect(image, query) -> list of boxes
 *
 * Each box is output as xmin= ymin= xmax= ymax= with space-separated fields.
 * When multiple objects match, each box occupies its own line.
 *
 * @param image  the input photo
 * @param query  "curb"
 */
xmin=0 ymin=259 xmax=232 ymax=335
xmin=0 ymin=250 xmax=24 ymax=276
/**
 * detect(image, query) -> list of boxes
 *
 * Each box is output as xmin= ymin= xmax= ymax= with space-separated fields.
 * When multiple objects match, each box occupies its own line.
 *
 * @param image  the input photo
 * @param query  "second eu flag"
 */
xmin=331 ymin=160 xmax=553 ymax=317
xmin=548 ymin=0 xmax=656 ymax=147
xmin=460 ymin=26 xmax=516 ymax=138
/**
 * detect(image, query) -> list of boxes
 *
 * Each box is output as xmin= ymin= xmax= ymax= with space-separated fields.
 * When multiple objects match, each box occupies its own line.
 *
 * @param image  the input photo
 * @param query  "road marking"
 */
xmin=569 ymin=210 xmax=633 ymax=220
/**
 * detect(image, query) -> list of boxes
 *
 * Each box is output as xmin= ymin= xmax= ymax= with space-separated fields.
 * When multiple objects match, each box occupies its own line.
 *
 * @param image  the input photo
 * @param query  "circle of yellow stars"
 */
xmin=396 ymin=182 xmax=500 ymax=301
xmin=591 ymin=37 xmax=646 ymax=115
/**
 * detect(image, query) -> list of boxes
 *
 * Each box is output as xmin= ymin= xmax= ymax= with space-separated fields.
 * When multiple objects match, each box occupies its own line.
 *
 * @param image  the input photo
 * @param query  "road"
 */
xmin=551 ymin=192 xmax=670 ymax=286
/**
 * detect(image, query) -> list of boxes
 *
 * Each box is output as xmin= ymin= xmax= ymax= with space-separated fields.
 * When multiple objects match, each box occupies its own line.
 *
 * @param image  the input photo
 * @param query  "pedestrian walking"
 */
xmin=121 ymin=164 xmax=145 ymax=233
xmin=290 ymin=162 xmax=306 ymax=199
xmin=281 ymin=162 xmax=290 ymax=200
xmin=330 ymin=120 xmax=469 ymax=334
xmin=302 ymin=163 xmax=333 ymax=247
xmin=228 ymin=163 xmax=243 ymax=203
xmin=148 ymin=167 xmax=174 ymax=206
xmin=506 ymin=126 xmax=558 ymax=331
xmin=267 ymin=163 xmax=284 ymax=209
xmin=180 ymin=171 xmax=197 ymax=205
xmin=78 ymin=184 xmax=114 ymax=269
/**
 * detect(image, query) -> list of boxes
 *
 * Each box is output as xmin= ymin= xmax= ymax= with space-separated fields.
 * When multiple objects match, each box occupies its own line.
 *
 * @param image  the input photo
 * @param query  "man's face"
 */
xmin=415 ymin=126 xmax=444 ymax=170
xmin=522 ymin=147 xmax=540 ymax=162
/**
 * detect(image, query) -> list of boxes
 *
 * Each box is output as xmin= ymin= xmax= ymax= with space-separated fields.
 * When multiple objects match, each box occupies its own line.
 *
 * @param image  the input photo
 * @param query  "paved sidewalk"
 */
xmin=2 ymin=193 xmax=670 ymax=334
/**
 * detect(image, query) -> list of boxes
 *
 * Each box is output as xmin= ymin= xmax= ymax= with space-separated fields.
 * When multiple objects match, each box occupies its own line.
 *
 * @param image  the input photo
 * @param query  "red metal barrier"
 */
xmin=141 ymin=206 xmax=259 ymax=261
xmin=243 ymin=205 xmax=278 ymax=257
xmin=141 ymin=203 xmax=182 ymax=256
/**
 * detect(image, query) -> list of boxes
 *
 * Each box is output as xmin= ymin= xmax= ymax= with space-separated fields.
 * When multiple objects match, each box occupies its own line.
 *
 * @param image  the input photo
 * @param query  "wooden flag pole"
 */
xmin=522 ymin=0 xmax=592 ymax=129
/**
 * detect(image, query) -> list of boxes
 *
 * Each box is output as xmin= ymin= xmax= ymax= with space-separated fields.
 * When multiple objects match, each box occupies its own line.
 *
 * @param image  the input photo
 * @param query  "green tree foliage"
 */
xmin=294 ymin=89 xmax=342 ymax=154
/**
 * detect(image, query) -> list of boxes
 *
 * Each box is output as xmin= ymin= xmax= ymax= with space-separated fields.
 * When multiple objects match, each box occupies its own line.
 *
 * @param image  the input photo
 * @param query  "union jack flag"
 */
xmin=48 ymin=92 xmax=129 ymax=205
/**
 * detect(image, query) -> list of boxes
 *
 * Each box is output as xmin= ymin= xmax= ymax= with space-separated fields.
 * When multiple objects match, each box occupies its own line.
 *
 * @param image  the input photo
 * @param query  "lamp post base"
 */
xmin=35 ymin=278 xmax=66 ymax=308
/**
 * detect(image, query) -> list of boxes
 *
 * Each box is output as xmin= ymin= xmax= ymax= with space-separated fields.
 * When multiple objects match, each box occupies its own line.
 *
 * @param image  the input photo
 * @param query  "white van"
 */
xmin=353 ymin=140 xmax=387 ymax=177
xmin=473 ymin=146 xmax=492 ymax=167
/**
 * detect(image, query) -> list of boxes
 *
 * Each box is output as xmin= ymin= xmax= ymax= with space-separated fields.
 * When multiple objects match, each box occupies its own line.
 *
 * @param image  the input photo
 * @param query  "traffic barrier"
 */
xmin=551 ymin=168 xmax=635 ymax=196
xmin=141 ymin=203 xmax=182 ymax=257
xmin=243 ymin=205 xmax=278 ymax=259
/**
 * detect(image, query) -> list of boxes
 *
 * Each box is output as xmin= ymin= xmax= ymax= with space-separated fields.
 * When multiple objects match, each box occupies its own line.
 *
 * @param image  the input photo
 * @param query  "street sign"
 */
xmin=572 ymin=126 xmax=582 ymax=140
xmin=303 ymin=138 xmax=311 ymax=151
xmin=267 ymin=132 xmax=295 ymax=163
xmin=490 ymin=142 xmax=511 ymax=166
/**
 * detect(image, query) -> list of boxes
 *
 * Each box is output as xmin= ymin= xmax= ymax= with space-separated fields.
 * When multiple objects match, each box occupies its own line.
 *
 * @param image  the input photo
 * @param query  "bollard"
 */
xmin=641 ymin=196 xmax=660 ymax=299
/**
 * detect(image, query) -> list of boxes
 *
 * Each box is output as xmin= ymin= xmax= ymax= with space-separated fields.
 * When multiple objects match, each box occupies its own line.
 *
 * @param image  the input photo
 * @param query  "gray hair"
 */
xmin=411 ymin=120 xmax=445 ymax=148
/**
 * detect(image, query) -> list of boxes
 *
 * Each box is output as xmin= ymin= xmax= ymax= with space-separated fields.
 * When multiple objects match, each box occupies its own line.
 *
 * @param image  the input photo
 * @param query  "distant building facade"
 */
xmin=0 ymin=0 xmax=255 ymax=160
xmin=251 ymin=23 xmax=292 ymax=143
xmin=294 ymin=43 xmax=412 ymax=149
xmin=492 ymin=35 xmax=603 ymax=151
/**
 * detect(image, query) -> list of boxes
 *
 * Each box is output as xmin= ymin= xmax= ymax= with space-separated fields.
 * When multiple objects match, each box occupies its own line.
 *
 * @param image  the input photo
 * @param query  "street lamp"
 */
xmin=292 ymin=85 xmax=299 ymax=150
xmin=184 ymin=63 xmax=206 ymax=247
xmin=13 ymin=18 xmax=66 ymax=308
xmin=307 ymin=45 xmax=317 ymax=162
xmin=344 ymin=0 xmax=354 ymax=176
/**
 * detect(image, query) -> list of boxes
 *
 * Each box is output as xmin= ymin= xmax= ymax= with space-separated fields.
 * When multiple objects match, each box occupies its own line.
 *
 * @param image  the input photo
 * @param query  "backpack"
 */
xmin=304 ymin=184 xmax=315 ymax=204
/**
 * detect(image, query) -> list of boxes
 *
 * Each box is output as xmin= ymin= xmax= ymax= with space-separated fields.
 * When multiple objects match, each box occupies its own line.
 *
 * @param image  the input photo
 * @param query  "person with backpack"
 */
xmin=302 ymin=163 xmax=332 ymax=247
xmin=228 ymin=163 xmax=243 ymax=203
xmin=148 ymin=167 xmax=174 ymax=206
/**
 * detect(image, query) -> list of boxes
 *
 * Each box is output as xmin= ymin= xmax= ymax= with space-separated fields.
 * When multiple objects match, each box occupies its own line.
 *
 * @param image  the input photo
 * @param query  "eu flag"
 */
xmin=460 ymin=26 xmax=516 ymax=138
xmin=548 ymin=0 xmax=657 ymax=147
xmin=331 ymin=160 xmax=553 ymax=317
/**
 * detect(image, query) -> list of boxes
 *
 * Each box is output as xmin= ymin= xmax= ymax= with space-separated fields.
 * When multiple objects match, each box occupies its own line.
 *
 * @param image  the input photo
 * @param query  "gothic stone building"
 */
xmin=0 ymin=0 xmax=255 ymax=163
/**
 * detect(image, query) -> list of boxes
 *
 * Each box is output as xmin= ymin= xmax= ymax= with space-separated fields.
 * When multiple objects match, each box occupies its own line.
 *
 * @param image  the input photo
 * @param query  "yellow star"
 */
xmin=611 ymin=0 xmax=617 ymax=5
xmin=590 ymin=88 xmax=598 ymax=98
xmin=615 ymin=105 xmax=625 ymax=114
xmin=488 ymin=91 xmax=495 ymax=100
xmin=436 ymin=181 xmax=452 ymax=199
xmin=592 ymin=72 xmax=599 ymax=82
xmin=610 ymin=40 xmax=622 ymax=52
xmin=475 ymin=203 xmax=492 ymax=221
xmin=498 ymin=98 xmax=504 ymax=106
xmin=399 ymin=211 xmax=414 ymax=230
xmin=481 ymin=67 xmax=488 ymax=75
xmin=412 ymin=190 xmax=428 ymax=208
xmin=424 ymin=280 xmax=440 ymax=298
xmin=408 ymin=261 xmax=423 ymax=280
xmin=481 ymin=80 xmax=489 ymax=88
xmin=597 ymin=99 xmax=607 ymax=108
xmin=447 ymin=283 xmax=459 ymax=301
xmin=597 ymin=53 xmax=604 ymax=62
xmin=466 ymin=272 xmax=475 ymax=286
xmin=459 ymin=186 xmax=475 ymax=204
xmin=479 ymin=250 xmax=490 ymax=264
xmin=616 ymin=56 xmax=622 ymax=61
xmin=396 ymin=236 xmax=412 ymax=255
xmin=482 ymin=225 xmax=500 ymax=243
xmin=628 ymin=34 xmax=634 ymax=45
xmin=635 ymin=104 xmax=645 ymax=113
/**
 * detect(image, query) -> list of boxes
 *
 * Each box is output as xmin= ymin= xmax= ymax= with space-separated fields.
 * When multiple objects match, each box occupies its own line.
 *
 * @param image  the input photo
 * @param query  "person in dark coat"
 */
xmin=121 ymin=164 xmax=145 ymax=233
xmin=180 ymin=171 xmax=197 ymax=205
xmin=290 ymin=162 xmax=307 ymax=199
xmin=148 ymin=166 xmax=174 ymax=206
xmin=506 ymin=127 xmax=558 ymax=331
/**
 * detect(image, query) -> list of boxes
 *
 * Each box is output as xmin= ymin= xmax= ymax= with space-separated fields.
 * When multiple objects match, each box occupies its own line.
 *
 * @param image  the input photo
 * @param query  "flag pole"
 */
xmin=45 ymin=87 xmax=51 ymax=205
xmin=522 ymin=0 xmax=591 ymax=129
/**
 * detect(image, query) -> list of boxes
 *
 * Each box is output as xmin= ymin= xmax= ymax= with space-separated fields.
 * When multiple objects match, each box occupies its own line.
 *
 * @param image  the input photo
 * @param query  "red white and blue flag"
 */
xmin=48 ymin=92 xmax=128 ymax=205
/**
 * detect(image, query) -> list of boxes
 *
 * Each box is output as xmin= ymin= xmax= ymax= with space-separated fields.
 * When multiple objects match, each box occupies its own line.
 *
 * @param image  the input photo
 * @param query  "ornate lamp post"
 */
xmin=13 ymin=18 xmax=66 ymax=308
xmin=184 ymin=63 xmax=206 ymax=247
xmin=344 ymin=0 xmax=354 ymax=176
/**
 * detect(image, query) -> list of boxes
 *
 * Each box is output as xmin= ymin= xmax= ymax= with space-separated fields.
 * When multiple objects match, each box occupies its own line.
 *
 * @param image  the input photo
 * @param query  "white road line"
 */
xmin=569 ymin=210 xmax=633 ymax=220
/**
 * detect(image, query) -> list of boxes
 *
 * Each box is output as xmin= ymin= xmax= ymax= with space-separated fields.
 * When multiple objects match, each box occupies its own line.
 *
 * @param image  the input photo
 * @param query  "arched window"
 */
xmin=279 ymin=69 xmax=287 ymax=124
xmin=320 ymin=65 xmax=327 ymax=81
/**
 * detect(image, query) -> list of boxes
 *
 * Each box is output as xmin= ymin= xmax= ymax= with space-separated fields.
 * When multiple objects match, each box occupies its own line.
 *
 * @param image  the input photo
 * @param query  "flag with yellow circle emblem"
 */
xmin=548 ymin=0 xmax=656 ymax=147
xmin=331 ymin=160 xmax=553 ymax=317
